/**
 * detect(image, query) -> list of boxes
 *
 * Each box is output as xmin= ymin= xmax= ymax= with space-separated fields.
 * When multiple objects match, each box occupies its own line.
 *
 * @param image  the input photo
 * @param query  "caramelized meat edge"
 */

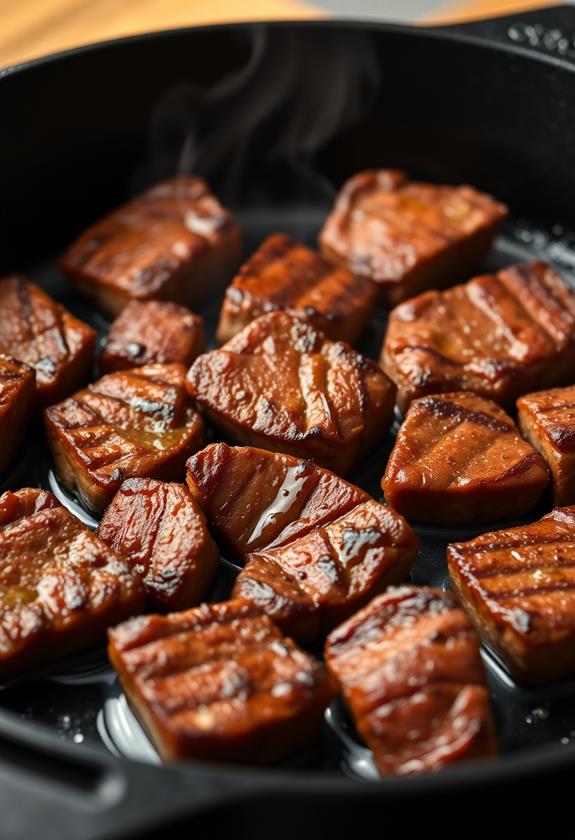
xmin=188 ymin=311 xmax=396 ymax=476
xmin=108 ymin=599 xmax=335 ymax=763
xmin=382 ymin=391 xmax=548 ymax=524
xmin=325 ymin=586 xmax=497 ymax=776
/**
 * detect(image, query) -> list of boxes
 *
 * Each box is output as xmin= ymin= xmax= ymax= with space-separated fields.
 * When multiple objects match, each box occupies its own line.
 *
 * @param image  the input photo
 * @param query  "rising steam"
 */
xmin=133 ymin=25 xmax=380 ymax=208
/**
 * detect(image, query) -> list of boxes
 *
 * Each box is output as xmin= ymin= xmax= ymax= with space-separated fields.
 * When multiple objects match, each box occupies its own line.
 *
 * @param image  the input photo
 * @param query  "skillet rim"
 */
xmin=1 ymin=9 xmax=575 ymax=799
xmin=2 ymin=10 xmax=575 ymax=80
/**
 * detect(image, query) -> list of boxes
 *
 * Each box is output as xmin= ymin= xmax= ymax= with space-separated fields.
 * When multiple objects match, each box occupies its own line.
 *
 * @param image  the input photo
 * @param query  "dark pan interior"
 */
xmin=2 ymin=11 xmax=575 ymax=831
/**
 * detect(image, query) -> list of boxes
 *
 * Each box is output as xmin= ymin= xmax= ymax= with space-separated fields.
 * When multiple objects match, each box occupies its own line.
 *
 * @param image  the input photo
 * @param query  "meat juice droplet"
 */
xmin=525 ymin=706 xmax=550 ymax=725
xmin=246 ymin=466 xmax=310 ymax=547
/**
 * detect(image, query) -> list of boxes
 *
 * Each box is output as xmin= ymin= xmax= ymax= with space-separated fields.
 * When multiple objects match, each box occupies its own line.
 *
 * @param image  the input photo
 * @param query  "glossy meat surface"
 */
xmin=100 ymin=300 xmax=205 ymax=374
xmin=108 ymin=599 xmax=335 ymax=763
xmin=383 ymin=391 xmax=548 ymax=524
xmin=0 ymin=356 xmax=35 ymax=473
xmin=0 ymin=488 xmax=144 ymax=676
xmin=518 ymin=385 xmax=575 ymax=506
xmin=382 ymin=261 xmax=575 ymax=411
xmin=216 ymin=233 xmax=377 ymax=344
xmin=188 ymin=311 xmax=396 ymax=475
xmin=186 ymin=443 xmax=370 ymax=559
xmin=45 ymin=363 xmax=204 ymax=513
xmin=449 ymin=507 xmax=575 ymax=684
xmin=319 ymin=170 xmax=507 ymax=306
xmin=98 ymin=478 xmax=218 ymax=611
xmin=60 ymin=177 xmax=242 ymax=317
xmin=325 ymin=586 xmax=497 ymax=776
xmin=0 ymin=275 xmax=96 ymax=406
xmin=233 ymin=500 xmax=419 ymax=644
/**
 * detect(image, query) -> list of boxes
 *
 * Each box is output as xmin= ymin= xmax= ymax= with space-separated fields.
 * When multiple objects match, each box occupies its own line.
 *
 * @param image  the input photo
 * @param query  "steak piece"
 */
xmin=382 ymin=391 xmax=548 ymax=524
xmin=108 ymin=599 xmax=335 ymax=763
xmin=98 ymin=478 xmax=219 ymax=611
xmin=44 ymin=363 xmax=204 ymax=513
xmin=0 ymin=356 xmax=35 ymax=473
xmin=0 ymin=488 xmax=144 ymax=677
xmin=99 ymin=300 xmax=205 ymax=374
xmin=187 ymin=312 xmax=396 ymax=475
xmin=319 ymin=170 xmax=507 ymax=306
xmin=186 ymin=443 xmax=370 ymax=559
xmin=325 ymin=586 xmax=497 ymax=776
xmin=60 ymin=177 xmax=242 ymax=317
xmin=518 ymin=385 xmax=575 ymax=506
xmin=233 ymin=500 xmax=418 ymax=644
xmin=216 ymin=234 xmax=377 ymax=345
xmin=381 ymin=261 xmax=575 ymax=412
xmin=448 ymin=507 xmax=575 ymax=684
xmin=0 ymin=275 xmax=96 ymax=407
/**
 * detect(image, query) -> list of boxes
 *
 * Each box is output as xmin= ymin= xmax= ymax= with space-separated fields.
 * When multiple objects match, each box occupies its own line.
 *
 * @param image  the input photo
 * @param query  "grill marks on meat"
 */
xmin=319 ymin=170 xmax=507 ymax=306
xmin=99 ymin=300 xmax=205 ymax=374
xmin=0 ymin=488 xmax=144 ymax=676
xmin=448 ymin=507 xmax=575 ymax=684
xmin=325 ymin=586 xmax=497 ymax=776
xmin=98 ymin=478 xmax=219 ymax=611
xmin=383 ymin=392 xmax=548 ymax=524
xmin=381 ymin=261 xmax=575 ymax=411
xmin=60 ymin=177 xmax=242 ymax=317
xmin=186 ymin=443 xmax=370 ymax=559
xmin=108 ymin=599 xmax=335 ymax=763
xmin=187 ymin=312 xmax=396 ymax=475
xmin=233 ymin=500 xmax=419 ymax=644
xmin=0 ymin=357 xmax=35 ymax=473
xmin=0 ymin=275 xmax=96 ymax=406
xmin=44 ymin=364 xmax=204 ymax=513
xmin=518 ymin=385 xmax=575 ymax=505
xmin=216 ymin=233 xmax=377 ymax=345
xmin=187 ymin=443 xmax=417 ymax=643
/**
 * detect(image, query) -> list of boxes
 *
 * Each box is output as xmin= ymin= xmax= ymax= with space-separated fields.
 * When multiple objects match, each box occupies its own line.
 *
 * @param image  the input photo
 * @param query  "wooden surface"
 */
xmin=0 ymin=0 xmax=560 ymax=68
xmin=0 ymin=0 xmax=323 ymax=67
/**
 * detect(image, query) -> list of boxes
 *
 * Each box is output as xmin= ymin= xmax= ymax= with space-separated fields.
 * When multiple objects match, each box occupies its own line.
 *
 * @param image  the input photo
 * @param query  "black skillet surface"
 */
xmin=2 ymin=6 xmax=575 ymax=838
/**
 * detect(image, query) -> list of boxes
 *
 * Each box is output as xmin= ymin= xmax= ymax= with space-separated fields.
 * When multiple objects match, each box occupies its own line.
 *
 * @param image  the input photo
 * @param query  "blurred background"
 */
xmin=0 ymin=0 xmax=561 ymax=68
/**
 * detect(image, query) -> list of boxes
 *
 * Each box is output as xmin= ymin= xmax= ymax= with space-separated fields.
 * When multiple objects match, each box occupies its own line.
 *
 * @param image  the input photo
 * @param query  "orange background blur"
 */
xmin=0 ymin=0 xmax=559 ymax=68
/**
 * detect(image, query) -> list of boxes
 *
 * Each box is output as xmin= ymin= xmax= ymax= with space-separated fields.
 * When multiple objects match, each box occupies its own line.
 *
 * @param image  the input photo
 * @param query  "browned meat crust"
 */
xmin=319 ymin=170 xmax=507 ymax=306
xmin=108 ymin=599 xmax=335 ymax=763
xmin=186 ymin=443 xmax=370 ymax=559
xmin=187 ymin=312 xmax=396 ymax=475
xmin=518 ymin=385 xmax=575 ymax=506
xmin=233 ymin=500 xmax=418 ymax=644
xmin=60 ymin=177 xmax=242 ymax=317
xmin=0 ymin=356 xmax=35 ymax=473
xmin=0 ymin=488 xmax=144 ymax=676
xmin=98 ymin=478 xmax=218 ymax=611
xmin=99 ymin=300 xmax=205 ymax=374
xmin=448 ymin=507 xmax=575 ymax=684
xmin=0 ymin=275 xmax=96 ymax=407
xmin=383 ymin=391 xmax=548 ymax=524
xmin=381 ymin=261 xmax=575 ymax=411
xmin=44 ymin=363 xmax=204 ymax=513
xmin=325 ymin=586 xmax=497 ymax=776
xmin=216 ymin=233 xmax=377 ymax=345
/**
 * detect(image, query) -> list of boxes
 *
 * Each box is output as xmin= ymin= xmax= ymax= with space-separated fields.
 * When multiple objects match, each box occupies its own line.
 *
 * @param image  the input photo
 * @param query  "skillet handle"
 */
xmin=434 ymin=4 xmax=575 ymax=66
xmin=0 ymin=708 xmax=253 ymax=840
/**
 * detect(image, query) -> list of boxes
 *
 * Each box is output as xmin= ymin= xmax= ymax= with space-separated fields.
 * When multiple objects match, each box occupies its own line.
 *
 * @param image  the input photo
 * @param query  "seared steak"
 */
xmin=60 ymin=177 xmax=242 ymax=317
xmin=383 ymin=391 xmax=548 ymax=524
xmin=188 ymin=311 xmax=395 ymax=475
xmin=319 ymin=169 xmax=507 ymax=306
xmin=325 ymin=586 xmax=497 ymax=775
xmin=108 ymin=599 xmax=335 ymax=763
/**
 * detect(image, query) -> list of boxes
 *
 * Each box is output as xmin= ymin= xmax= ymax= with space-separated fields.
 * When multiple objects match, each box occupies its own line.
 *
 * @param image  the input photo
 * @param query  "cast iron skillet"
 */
xmin=1 ymin=5 xmax=575 ymax=838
